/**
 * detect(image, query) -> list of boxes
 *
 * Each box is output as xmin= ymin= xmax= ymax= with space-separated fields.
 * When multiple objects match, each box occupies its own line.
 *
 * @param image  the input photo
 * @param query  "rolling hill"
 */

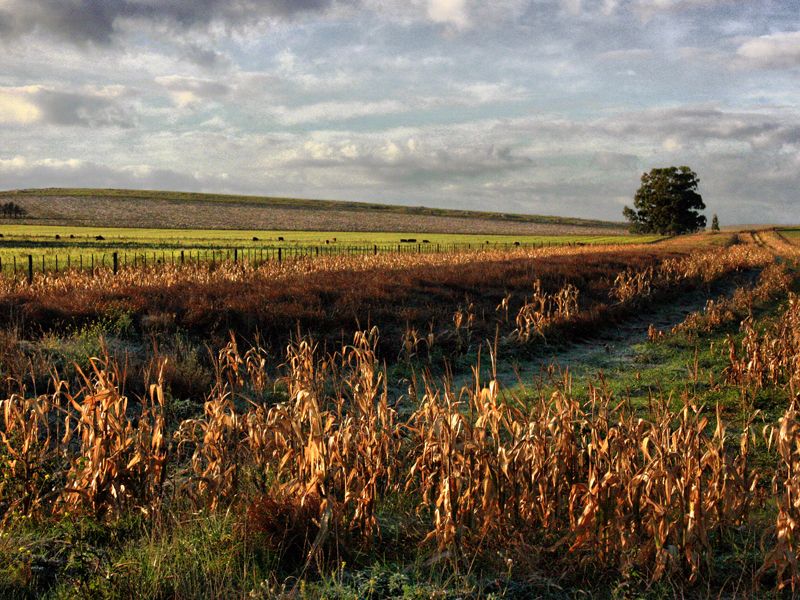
xmin=0 ymin=188 xmax=627 ymax=235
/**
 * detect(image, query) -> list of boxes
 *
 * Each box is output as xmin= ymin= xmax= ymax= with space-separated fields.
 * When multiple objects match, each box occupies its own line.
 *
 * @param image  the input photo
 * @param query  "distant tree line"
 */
xmin=1 ymin=202 xmax=27 ymax=219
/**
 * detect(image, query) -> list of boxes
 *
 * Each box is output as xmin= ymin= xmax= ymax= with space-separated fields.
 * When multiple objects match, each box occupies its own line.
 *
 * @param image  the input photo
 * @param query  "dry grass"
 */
xmin=0 ymin=323 xmax=786 ymax=586
xmin=1 ymin=190 xmax=624 ymax=235
xmin=1 ymin=235 xmax=799 ymax=594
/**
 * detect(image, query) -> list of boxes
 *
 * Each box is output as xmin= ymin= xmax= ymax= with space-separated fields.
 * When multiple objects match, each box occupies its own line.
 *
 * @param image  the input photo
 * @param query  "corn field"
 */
xmin=0 ymin=234 xmax=798 ymax=596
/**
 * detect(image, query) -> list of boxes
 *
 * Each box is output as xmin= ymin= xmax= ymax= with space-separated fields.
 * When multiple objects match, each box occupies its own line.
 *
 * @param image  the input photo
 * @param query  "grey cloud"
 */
xmin=590 ymin=151 xmax=640 ymax=169
xmin=32 ymin=89 xmax=135 ymax=127
xmin=0 ymin=1 xmax=119 ymax=44
xmin=180 ymin=43 xmax=232 ymax=69
xmin=0 ymin=156 xmax=219 ymax=191
xmin=579 ymin=105 xmax=800 ymax=151
xmin=0 ymin=0 xmax=353 ymax=45
xmin=285 ymin=138 xmax=533 ymax=184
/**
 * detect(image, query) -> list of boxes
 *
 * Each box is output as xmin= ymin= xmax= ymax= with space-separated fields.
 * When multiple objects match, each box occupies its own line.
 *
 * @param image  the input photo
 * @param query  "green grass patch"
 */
xmin=780 ymin=228 xmax=800 ymax=242
xmin=0 ymin=224 xmax=662 ymax=272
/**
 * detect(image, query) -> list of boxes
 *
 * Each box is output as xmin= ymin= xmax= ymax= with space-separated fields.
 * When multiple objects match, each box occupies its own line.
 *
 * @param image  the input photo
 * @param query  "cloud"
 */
xmin=1 ymin=0 xmax=798 ymax=224
xmin=591 ymin=151 xmax=640 ymax=170
xmin=596 ymin=48 xmax=654 ymax=61
xmin=632 ymin=0 xmax=733 ymax=15
xmin=426 ymin=0 xmax=470 ymax=29
xmin=0 ymin=155 xmax=220 ymax=191
xmin=0 ymin=0 xmax=353 ymax=45
xmin=560 ymin=0 xmax=583 ymax=16
xmin=271 ymin=100 xmax=408 ymax=125
xmin=155 ymin=76 xmax=230 ymax=107
xmin=736 ymin=31 xmax=800 ymax=69
xmin=281 ymin=133 xmax=533 ymax=186
xmin=0 ymin=86 xmax=134 ymax=127
xmin=179 ymin=42 xmax=231 ymax=69
xmin=497 ymin=105 xmax=800 ymax=156
xmin=0 ymin=89 xmax=40 ymax=124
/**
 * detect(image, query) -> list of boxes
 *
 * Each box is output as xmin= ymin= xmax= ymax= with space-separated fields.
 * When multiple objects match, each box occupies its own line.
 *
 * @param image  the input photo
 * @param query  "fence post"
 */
xmin=113 ymin=252 xmax=118 ymax=274
xmin=278 ymin=247 xmax=282 ymax=264
xmin=181 ymin=250 xmax=185 ymax=265
xmin=234 ymin=248 xmax=238 ymax=263
xmin=27 ymin=255 xmax=33 ymax=284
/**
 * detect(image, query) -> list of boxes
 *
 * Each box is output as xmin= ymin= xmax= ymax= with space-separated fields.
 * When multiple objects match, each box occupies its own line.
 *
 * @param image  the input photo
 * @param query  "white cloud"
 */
xmin=427 ymin=0 xmax=470 ymax=29
xmin=561 ymin=0 xmax=582 ymax=16
xmin=597 ymin=48 xmax=654 ymax=61
xmin=272 ymin=100 xmax=407 ymax=125
xmin=736 ymin=31 xmax=800 ymax=69
xmin=155 ymin=75 xmax=230 ymax=107
xmin=0 ymin=89 xmax=41 ymax=124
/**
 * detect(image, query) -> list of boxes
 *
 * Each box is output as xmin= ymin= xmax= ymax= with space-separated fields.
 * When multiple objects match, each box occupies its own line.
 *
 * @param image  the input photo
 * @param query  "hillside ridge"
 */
xmin=0 ymin=188 xmax=627 ymax=235
xmin=2 ymin=187 xmax=622 ymax=228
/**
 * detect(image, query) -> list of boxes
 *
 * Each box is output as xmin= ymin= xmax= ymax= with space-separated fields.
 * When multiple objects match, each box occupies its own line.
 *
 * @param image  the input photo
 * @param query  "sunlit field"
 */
xmin=0 ymin=229 xmax=798 ymax=598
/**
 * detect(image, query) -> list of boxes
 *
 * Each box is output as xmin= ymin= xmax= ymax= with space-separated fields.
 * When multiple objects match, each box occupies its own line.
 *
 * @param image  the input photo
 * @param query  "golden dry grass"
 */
xmin=0 ymin=235 xmax=798 ymax=593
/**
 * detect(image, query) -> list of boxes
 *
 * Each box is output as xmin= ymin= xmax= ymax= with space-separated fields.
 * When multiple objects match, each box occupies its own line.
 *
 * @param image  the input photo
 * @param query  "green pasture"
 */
xmin=0 ymin=223 xmax=660 ymax=247
xmin=0 ymin=223 xmax=662 ymax=273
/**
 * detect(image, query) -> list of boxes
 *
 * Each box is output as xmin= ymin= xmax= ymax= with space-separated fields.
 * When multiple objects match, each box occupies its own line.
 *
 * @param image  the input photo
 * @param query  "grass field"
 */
xmin=0 ymin=223 xmax=660 ymax=247
xmin=0 ymin=188 xmax=627 ymax=235
xmin=0 ymin=223 xmax=662 ymax=272
xmin=781 ymin=227 xmax=800 ymax=242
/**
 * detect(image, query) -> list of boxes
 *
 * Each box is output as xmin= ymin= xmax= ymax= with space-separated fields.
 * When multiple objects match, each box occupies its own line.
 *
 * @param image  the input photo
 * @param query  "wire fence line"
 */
xmin=0 ymin=240 xmax=585 ymax=283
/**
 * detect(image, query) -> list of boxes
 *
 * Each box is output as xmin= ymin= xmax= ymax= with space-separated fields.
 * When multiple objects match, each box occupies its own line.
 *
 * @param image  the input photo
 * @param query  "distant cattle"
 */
xmin=95 ymin=235 xmax=105 ymax=241
xmin=278 ymin=236 xmax=284 ymax=241
xmin=422 ymin=240 xmax=430 ymax=243
xmin=55 ymin=234 xmax=61 ymax=240
xmin=252 ymin=236 xmax=259 ymax=241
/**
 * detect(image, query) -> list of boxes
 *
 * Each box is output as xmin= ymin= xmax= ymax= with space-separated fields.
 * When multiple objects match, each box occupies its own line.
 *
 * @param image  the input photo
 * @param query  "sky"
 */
xmin=0 ymin=1 xmax=798 ymax=223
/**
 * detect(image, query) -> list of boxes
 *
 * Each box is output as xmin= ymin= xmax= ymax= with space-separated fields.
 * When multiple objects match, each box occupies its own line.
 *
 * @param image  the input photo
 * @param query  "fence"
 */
xmin=0 ymin=240 xmax=581 ymax=283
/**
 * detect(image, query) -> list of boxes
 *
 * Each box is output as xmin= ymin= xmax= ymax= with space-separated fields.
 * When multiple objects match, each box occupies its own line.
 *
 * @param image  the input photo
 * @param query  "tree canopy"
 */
xmin=623 ymin=166 xmax=706 ymax=235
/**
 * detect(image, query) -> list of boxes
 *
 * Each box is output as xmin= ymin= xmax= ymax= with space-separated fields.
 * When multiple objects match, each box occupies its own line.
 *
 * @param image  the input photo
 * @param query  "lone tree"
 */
xmin=711 ymin=214 xmax=720 ymax=232
xmin=623 ymin=166 xmax=706 ymax=234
